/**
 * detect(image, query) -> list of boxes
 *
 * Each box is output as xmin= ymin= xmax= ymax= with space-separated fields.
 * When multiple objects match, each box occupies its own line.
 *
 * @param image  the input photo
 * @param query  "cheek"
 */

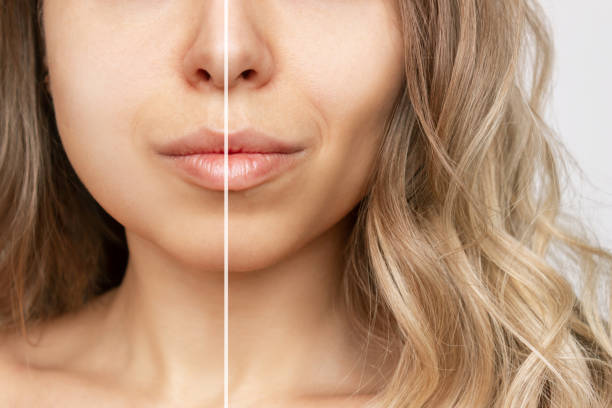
xmin=279 ymin=3 xmax=404 ymax=118
xmin=288 ymin=7 xmax=404 ymax=197
xmin=43 ymin=2 xmax=225 ymax=270
xmin=49 ymin=61 xmax=148 ymax=228
xmin=281 ymin=5 xmax=404 ymax=170
xmin=43 ymin=1 xmax=183 ymax=219
xmin=44 ymin=7 xmax=141 ymax=195
xmin=228 ymin=6 xmax=404 ymax=271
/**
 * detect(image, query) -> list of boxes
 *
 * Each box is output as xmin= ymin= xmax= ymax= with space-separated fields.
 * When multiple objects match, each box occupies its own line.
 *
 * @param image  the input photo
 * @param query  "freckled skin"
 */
xmin=0 ymin=0 xmax=405 ymax=406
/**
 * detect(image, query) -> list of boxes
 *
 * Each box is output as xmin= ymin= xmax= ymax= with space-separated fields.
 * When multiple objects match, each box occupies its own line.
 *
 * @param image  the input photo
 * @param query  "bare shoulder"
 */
xmin=0 ymin=338 xmax=25 ymax=406
xmin=0 ymin=344 xmax=127 ymax=407
xmin=0 ymin=300 xmax=105 ymax=371
xmin=0 ymin=326 xmax=141 ymax=407
xmin=0 ymin=290 xmax=131 ymax=407
xmin=0 ymin=327 xmax=64 ymax=407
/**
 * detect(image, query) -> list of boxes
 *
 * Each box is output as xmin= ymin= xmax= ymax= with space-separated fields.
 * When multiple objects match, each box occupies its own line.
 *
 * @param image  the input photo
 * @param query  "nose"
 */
xmin=183 ymin=2 xmax=274 ymax=92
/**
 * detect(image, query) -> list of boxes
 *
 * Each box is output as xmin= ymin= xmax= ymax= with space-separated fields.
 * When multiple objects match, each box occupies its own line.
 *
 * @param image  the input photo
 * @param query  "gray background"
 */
xmin=539 ymin=1 xmax=612 ymax=252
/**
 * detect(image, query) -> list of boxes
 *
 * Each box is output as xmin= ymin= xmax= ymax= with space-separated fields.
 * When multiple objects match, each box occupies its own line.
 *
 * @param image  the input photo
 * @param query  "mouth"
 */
xmin=157 ymin=127 xmax=306 ymax=191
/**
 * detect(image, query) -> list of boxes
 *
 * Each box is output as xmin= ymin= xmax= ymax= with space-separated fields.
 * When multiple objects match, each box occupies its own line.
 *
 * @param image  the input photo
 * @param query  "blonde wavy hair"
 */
xmin=1 ymin=1 xmax=611 ymax=407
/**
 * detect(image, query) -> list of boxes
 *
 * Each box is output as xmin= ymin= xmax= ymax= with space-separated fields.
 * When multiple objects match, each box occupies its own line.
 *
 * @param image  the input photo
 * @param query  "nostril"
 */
xmin=197 ymin=69 xmax=211 ymax=81
xmin=241 ymin=69 xmax=255 ymax=80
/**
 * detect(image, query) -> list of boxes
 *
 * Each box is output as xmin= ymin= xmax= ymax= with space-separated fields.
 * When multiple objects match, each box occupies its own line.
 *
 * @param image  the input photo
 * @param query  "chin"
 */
xmin=227 ymin=239 xmax=295 ymax=274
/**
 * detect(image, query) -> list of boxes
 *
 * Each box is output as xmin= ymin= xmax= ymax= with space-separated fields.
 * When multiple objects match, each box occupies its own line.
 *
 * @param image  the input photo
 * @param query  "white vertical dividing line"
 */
xmin=223 ymin=0 xmax=229 ymax=405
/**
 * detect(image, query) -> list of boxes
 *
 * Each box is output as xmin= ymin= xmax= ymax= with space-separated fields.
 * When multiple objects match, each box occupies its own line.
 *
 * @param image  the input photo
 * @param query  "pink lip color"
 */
xmin=157 ymin=127 xmax=306 ymax=191
xmin=166 ymin=151 xmax=304 ymax=191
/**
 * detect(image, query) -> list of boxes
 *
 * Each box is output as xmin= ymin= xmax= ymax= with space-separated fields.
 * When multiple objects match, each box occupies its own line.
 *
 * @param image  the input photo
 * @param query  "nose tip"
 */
xmin=183 ymin=7 xmax=274 ymax=92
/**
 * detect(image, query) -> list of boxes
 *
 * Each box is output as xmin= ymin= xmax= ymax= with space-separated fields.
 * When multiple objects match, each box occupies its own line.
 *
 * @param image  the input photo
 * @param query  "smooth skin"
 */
xmin=0 ymin=0 xmax=405 ymax=406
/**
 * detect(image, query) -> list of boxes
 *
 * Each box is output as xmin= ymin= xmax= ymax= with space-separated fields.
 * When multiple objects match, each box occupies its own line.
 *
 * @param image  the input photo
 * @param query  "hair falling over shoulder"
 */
xmin=0 ymin=1 xmax=128 ymax=335
xmin=341 ymin=0 xmax=612 ymax=407
xmin=0 ymin=0 xmax=610 ymax=406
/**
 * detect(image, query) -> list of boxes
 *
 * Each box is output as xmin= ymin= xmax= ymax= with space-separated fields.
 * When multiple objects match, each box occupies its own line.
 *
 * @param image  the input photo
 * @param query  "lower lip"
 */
xmin=162 ymin=151 xmax=305 ymax=191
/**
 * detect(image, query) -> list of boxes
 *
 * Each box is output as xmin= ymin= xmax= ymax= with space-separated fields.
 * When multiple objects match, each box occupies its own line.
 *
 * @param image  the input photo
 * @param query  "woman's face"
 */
xmin=43 ymin=0 xmax=404 ymax=272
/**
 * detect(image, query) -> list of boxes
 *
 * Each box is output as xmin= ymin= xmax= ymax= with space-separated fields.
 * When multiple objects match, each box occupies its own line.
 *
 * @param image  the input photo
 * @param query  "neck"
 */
xmin=102 ymin=213 xmax=380 ymax=405
xmin=229 ymin=215 xmax=367 ymax=401
xmin=103 ymin=232 xmax=224 ymax=401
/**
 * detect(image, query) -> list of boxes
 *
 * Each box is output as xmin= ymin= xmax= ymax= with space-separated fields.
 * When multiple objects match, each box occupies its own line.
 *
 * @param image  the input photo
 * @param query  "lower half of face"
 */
xmin=43 ymin=0 xmax=404 ymax=273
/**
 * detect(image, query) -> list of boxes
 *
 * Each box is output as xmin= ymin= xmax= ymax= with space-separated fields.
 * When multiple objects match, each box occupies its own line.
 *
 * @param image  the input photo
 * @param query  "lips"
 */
xmin=156 ymin=127 xmax=306 ymax=191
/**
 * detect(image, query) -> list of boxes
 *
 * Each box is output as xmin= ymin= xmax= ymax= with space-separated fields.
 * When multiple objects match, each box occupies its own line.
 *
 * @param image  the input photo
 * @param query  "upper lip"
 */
xmin=157 ymin=126 xmax=304 ymax=156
